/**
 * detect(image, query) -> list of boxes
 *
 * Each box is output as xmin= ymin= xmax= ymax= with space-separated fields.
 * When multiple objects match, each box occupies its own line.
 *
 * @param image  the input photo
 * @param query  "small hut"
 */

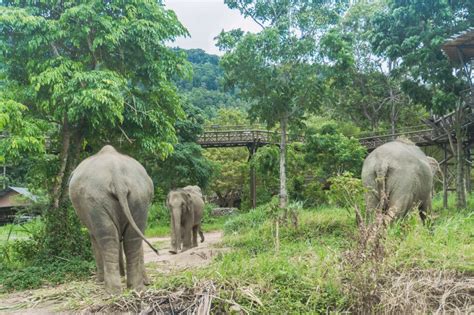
xmin=0 ymin=186 xmax=38 ymax=224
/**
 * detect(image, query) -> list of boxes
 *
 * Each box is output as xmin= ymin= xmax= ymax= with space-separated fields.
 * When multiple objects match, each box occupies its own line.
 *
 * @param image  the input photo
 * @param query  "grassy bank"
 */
xmin=137 ymin=201 xmax=473 ymax=313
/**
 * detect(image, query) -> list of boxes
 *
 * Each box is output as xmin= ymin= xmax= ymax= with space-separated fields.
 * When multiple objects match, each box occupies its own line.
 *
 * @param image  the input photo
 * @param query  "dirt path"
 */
xmin=0 ymin=231 xmax=225 ymax=314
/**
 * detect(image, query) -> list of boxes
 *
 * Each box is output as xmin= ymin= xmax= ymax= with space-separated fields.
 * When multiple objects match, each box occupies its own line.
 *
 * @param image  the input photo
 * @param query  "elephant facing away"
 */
xmin=69 ymin=145 xmax=157 ymax=293
xmin=167 ymin=185 xmax=205 ymax=254
xmin=361 ymin=139 xmax=438 ymax=224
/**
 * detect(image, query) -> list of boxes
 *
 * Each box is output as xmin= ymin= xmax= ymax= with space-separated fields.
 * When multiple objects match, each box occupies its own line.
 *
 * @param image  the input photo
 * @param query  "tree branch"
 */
xmin=118 ymin=126 xmax=134 ymax=144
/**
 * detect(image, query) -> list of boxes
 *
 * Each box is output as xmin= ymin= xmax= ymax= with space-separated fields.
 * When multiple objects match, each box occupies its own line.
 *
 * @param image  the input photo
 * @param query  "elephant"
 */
xmin=361 ymin=139 xmax=439 ymax=225
xmin=69 ymin=145 xmax=158 ymax=293
xmin=167 ymin=185 xmax=205 ymax=254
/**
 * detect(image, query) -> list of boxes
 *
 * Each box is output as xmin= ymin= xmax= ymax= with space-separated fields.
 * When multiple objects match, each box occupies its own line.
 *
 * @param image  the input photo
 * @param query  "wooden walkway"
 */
xmin=197 ymin=92 xmax=474 ymax=151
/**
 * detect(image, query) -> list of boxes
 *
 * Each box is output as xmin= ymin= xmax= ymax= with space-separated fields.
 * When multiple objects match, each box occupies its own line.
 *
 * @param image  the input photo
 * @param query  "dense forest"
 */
xmin=0 ymin=0 xmax=473 ymax=313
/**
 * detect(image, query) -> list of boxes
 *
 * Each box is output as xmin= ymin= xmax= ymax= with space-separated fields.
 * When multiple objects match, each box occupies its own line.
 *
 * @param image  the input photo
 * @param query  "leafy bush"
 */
xmin=326 ymin=172 xmax=365 ymax=211
xmin=147 ymin=202 xmax=170 ymax=227
xmin=223 ymin=202 xmax=270 ymax=234
xmin=0 ymin=258 xmax=94 ymax=292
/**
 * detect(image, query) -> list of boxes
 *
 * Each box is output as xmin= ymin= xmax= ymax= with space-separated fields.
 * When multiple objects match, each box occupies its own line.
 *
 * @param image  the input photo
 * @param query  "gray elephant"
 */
xmin=167 ymin=185 xmax=205 ymax=254
xmin=69 ymin=145 xmax=157 ymax=293
xmin=361 ymin=139 xmax=438 ymax=224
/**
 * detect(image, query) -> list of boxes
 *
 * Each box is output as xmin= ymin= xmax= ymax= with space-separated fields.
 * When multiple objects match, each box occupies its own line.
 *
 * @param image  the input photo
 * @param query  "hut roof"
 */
xmin=0 ymin=186 xmax=38 ymax=203
xmin=441 ymin=27 xmax=474 ymax=63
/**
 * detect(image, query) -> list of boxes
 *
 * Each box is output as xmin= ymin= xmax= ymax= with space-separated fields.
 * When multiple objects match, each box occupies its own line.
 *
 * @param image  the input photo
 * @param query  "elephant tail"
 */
xmin=117 ymin=192 xmax=159 ymax=255
xmin=375 ymin=160 xmax=389 ymax=211
xmin=199 ymin=228 xmax=205 ymax=243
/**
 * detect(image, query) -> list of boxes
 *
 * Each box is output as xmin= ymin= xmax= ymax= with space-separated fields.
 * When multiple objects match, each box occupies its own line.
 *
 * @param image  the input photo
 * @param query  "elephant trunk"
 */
xmin=169 ymin=207 xmax=181 ymax=254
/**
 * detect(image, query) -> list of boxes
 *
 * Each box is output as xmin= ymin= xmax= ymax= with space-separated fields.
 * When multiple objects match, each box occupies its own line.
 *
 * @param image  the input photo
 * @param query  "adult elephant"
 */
xmin=361 ymin=139 xmax=439 ymax=225
xmin=167 ymin=185 xmax=205 ymax=254
xmin=69 ymin=145 xmax=158 ymax=293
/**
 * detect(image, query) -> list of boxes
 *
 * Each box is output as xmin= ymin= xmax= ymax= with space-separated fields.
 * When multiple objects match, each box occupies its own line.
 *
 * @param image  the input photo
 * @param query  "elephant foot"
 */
xmin=105 ymin=284 xmax=121 ymax=295
xmin=169 ymin=249 xmax=178 ymax=255
xmin=143 ymin=272 xmax=151 ymax=286
xmin=96 ymin=274 xmax=105 ymax=283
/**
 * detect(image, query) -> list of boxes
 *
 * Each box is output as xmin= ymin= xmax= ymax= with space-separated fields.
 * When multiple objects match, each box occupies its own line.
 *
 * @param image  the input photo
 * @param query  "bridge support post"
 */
xmin=248 ymin=143 xmax=257 ymax=209
xmin=465 ymin=146 xmax=472 ymax=194
xmin=443 ymin=144 xmax=449 ymax=209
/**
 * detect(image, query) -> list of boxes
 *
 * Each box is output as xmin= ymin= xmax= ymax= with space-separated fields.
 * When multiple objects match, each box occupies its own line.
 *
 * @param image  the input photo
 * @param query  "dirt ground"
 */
xmin=0 ymin=231 xmax=225 ymax=314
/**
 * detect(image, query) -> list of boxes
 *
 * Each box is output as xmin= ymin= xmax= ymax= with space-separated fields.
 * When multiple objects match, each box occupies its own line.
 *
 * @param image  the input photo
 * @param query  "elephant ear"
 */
xmin=426 ymin=156 xmax=440 ymax=176
xmin=184 ymin=192 xmax=193 ymax=214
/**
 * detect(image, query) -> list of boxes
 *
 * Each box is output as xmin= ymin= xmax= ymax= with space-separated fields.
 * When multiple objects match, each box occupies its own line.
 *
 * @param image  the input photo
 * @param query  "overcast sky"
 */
xmin=164 ymin=0 xmax=261 ymax=55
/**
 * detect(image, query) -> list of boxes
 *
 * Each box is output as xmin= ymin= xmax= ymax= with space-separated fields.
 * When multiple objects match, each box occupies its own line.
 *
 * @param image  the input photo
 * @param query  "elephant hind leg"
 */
xmin=123 ymin=233 xmax=145 ymax=291
xmin=419 ymin=197 xmax=432 ymax=225
xmin=199 ymin=228 xmax=205 ymax=243
xmin=192 ymin=226 xmax=198 ymax=248
xmin=91 ymin=235 xmax=104 ymax=283
xmin=97 ymin=234 xmax=121 ymax=294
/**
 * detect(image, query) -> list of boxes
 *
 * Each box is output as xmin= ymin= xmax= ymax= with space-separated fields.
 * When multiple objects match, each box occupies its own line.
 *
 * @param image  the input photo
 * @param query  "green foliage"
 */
xmin=1 ymin=1 xmax=189 ymax=157
xmin=0 ymin=258 xmax=94 ymax=292
xmin=176 ymin=49 xmax=222 ymax=91
xmin=147 ymin=202 xmax=170 ymax=228
xmin=223 ymin=202 xmax=270 ymax=235
xmin=326 ymin=173 xmax=365 ymax=211
xmin=305 ymin=121 xmax=366 ymax=178
xmin=371 ymin=0 xmax=473 ymax=114
xmin=0 ymin=209 xmax=93 ymax=292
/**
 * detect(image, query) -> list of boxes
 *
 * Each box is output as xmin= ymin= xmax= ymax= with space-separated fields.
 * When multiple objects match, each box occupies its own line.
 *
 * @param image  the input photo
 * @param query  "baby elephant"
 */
xmin=362 ymin=139 xmax=439 ymax=225
xmin=167 ymin=185 xmax=205 ymax=254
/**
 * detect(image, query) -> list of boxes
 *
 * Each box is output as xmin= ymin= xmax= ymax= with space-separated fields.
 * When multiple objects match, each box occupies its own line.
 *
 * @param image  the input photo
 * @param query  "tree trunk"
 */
xmin=279 ymin=116 xmax=288 ymax=209
xmin=389 ymin=87 xmax=398 ymax=140
xmin=51 ymin=114 xmax=71 ymax=210
xmin=59 ymin=130 xmax=84 ymax=206
xmin=455 ymin=118 xmax=466 ymax=209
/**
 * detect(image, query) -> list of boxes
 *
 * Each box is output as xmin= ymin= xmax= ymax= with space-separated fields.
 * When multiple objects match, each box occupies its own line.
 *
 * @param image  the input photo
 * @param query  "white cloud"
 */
xmin=164 ymin=0 xmax=261 ymax=55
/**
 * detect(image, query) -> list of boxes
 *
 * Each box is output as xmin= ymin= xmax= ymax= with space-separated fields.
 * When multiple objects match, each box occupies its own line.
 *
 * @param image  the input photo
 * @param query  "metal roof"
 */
xmin=4 ymin=187 xmax=38 ymax=202
xmin=441 ymin=27 xmax=474 ymax=63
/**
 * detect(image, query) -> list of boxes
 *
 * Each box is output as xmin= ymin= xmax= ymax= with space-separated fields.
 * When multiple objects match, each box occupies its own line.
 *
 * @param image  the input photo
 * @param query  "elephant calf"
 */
xmin=69 ymin=145 xmax=157 ymax=294
xmin=167 ymin=185 xmax=205 ymax=254
xmin=361 ymin=139 xmax=439 ymax=224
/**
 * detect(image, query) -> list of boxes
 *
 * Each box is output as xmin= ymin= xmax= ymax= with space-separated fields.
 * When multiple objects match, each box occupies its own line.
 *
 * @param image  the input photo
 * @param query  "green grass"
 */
xmin=144 ymin=201 xmax=473 ymax=313
xmin=386 ymin=209 xmax=474 ymax=272
xmin=0 ymin=218 xmax=43 ymax=242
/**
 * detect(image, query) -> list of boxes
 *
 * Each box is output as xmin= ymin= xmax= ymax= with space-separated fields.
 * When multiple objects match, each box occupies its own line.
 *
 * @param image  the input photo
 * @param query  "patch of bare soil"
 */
xmin=144 ymin=231 xmax=226 ymax=273
xmin=0 ymin=231 xmax=226 ymax=314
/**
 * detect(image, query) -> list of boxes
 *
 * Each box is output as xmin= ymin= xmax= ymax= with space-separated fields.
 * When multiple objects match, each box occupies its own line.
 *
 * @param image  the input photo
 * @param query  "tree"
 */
xmin=320 ymin=1 xmax=421 ymax=133
xmin=1 ymin=1 xmax=188 ymax=256
xmin=371 ymin=0 xmax=473 ymax=208
xmin=218 ymin=0 xmax=343 ymax=208
xmin=304 ymin=121 xmax=366 ymax=178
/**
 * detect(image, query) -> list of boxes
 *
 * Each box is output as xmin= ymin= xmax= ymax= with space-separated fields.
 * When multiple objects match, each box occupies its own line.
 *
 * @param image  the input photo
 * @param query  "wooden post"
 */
xmin=248 ymin=143 xmax=257 ymax=209
xmin=443 ymin=144 xmax=448 ymax=209
xmin=465 ymin=146 xmax=472 ymax=194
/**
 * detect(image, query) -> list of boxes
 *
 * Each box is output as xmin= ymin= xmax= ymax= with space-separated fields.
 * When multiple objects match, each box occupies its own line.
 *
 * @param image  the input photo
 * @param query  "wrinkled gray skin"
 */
xmin=167 ymin=185 xmax=205 ymax=254
xmin=361 ymin=140 xmax=439 ymax=224
xmin=69 ymin=145 xmax=155 ymax=294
